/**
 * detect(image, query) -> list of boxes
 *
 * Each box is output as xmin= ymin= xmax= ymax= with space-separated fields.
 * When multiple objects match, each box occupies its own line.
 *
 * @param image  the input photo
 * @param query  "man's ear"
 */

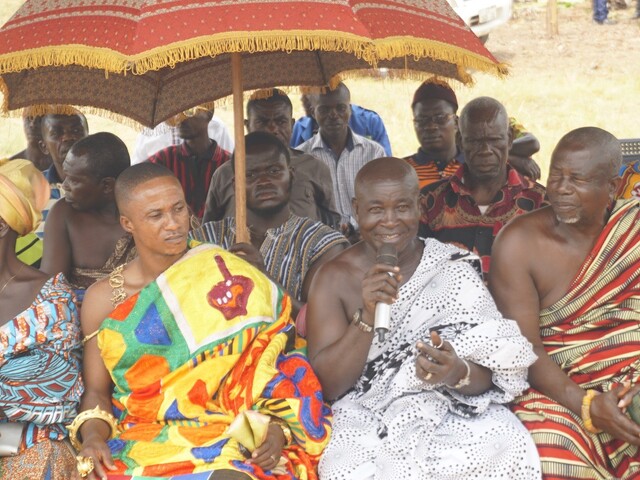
xmin=102 ymin=177 xmax=116 ymax=195
xmin=244 ymin=119 xmax=250 ymax=134
xmin=0 ymin=219 xmax=10 ymax=238
xmin=507 ymin=124 xmax=514 ymax=150
xmin=38 ymin=139 xmax=49 ymax=155
xmin=608 ymin=175 xmax=622 ymax=200
xmin=120 ymin=215 xmax=134 ymax=233
xmin=351 ymin=197 xmax=359 ymax=223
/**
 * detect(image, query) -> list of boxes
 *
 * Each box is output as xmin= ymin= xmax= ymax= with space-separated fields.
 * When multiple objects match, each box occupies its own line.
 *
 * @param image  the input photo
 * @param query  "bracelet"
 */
xmin=445 ymin=359 xmax=471 ymax=389
xmin=68 ymin=406 xmax=119 ymax=451
xmin=270 ymin=418 xmax=293 ymax=446
xmin=350 ymin=308 xmax=373 ymax=333
xmin=581 ymin=389 xmax=602 ymax=434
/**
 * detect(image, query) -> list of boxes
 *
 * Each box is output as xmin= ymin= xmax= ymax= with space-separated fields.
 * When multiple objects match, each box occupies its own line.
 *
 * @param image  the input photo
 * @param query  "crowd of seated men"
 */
xmin=1 ymin=78 xmax=639 ymax=480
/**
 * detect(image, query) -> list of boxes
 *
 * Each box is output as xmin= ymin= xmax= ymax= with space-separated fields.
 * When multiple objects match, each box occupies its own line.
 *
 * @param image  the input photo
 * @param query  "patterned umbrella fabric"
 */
xmin=0 ymin=0 xmax=506 ymax=127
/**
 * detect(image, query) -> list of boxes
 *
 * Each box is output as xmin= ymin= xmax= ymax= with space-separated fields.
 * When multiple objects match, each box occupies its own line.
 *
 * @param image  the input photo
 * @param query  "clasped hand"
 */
xmin=415 ymin=331 xmax=466 ymax=386
xmin=361 ymin=262 xmax=401 ymax=318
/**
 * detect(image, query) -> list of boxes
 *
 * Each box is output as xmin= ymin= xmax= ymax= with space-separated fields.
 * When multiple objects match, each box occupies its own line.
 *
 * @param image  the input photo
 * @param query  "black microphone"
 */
xmin=374 ymin=243 xmax=398 ymax=342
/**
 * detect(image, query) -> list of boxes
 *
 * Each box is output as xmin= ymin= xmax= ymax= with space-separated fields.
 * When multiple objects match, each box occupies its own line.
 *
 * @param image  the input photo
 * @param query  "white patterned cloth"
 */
xmin=319 ymin=239 xmax=542 ymax=480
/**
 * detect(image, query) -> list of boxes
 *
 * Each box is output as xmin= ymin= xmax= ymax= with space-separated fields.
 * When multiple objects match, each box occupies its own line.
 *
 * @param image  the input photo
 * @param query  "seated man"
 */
xmin=148 ymin=104 xmax=231 ymax=218
xmin=405 ymin=78 xmax=541 ymax=189
xmin=42 ymin=132 xmax=136 ymax=304
xmin=10 ymin=108 xmax=52 ymax=171
xmin=291 ymin=93 xmax=393 ymax=156
xmin=307 ymin=157 xmax=541 ymax=479
xmin=0 ymin=160 xmax=82 ymax=479
xmin=192 ymin=132 xmax=348 ymax=318
xmin=203 ymin=89 xmax=339 ymax=228
xmin=490 ymin=127 xmax=640 ymax=479
xmin=298 ymin=83 xmax=386 ymax=239
xmin=616 ymin=158 xmax=640 ymax=199
xmin=419 ymin=96 xmax=547 ymax=276
xmin=75 ymin=163 xmax=331 ymax=479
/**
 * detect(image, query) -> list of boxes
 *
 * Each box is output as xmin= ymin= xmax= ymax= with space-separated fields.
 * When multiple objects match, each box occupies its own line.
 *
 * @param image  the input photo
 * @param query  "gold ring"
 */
xmin=76 ymin=455 xmax=94 ymax=478
xmin=270 ymin=454 xmax=277 ymax=463
xmin=424 ymin=372 xmax=433 ymax=381
xmin=434 ymin=338 xmax=444 ymax=349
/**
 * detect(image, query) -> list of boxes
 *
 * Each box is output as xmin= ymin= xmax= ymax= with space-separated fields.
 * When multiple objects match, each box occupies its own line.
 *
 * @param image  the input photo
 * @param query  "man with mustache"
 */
xmin=490 ymin=127 xmax=640 ymax=479
xmin=419 ymin=96 xmax=547 ymax=276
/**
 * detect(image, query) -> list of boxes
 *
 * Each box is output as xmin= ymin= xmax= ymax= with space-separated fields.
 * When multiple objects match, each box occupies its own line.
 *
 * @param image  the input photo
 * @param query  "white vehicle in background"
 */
xmin=447 ymin=0 xmax=513 ymax=43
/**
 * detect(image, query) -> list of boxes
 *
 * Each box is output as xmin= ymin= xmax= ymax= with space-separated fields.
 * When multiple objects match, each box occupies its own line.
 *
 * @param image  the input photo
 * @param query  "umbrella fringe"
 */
xmin=0 ymin=33 xmax=506 ymax=79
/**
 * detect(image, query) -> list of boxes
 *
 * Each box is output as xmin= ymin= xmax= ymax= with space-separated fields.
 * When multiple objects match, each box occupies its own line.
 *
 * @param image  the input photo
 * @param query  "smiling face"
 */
xmin=245 ymin=145 xmax=291 ymax=216
xmin=412 ymin=99 xmax=457 ymax=154
xmin=120 ymin=176 xmax=190 ymax=257
xmin=354 ymin=175 xmax=421 ymax=255
xmin=459 ymin=105 xmax=512 ymax=182
xmin=546 ymin=146 xmax=617 ymax=225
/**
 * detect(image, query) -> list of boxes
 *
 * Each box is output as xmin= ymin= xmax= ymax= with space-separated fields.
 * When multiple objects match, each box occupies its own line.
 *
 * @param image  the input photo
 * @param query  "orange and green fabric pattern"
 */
xmin=97 ymin=243 xmax=331 ymax=479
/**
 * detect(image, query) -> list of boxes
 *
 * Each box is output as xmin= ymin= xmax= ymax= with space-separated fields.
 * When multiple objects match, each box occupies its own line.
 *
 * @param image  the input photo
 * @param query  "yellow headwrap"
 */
xmin=0 ymin=159 xmax=50 ymax=235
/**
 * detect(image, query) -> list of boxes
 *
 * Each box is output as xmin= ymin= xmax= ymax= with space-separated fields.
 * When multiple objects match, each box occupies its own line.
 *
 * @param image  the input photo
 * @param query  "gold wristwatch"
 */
xmin=351 ymin=308 xmax=373 ymax=333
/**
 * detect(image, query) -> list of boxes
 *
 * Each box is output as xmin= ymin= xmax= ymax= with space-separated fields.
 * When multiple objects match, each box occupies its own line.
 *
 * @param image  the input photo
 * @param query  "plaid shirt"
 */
xmin=298 ymin=129 xmax=385 ymax=227
xmin=419 ymin=165 xmax=548 ymax=275
xmin=148 ymin=140 xmax=230 ymax=218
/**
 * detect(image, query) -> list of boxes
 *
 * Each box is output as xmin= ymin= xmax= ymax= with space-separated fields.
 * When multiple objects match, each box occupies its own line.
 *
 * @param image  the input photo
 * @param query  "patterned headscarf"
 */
xmin=0 ymin=159 xmax=50 ymax=235
xmin=411 ymin=77 xmax=458 ymax=111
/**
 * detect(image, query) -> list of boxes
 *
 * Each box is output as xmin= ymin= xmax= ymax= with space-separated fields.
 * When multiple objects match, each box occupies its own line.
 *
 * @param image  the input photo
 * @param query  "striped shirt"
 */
xmin=190 ymin=215 xmax=349 ymax=301
xmin=404 ymin=148 xmax=465 ymax=190
xmin=148 ymin=140 xmax=230 ymax=218
xmin=298 ymin=129 xmax=385 ymax=227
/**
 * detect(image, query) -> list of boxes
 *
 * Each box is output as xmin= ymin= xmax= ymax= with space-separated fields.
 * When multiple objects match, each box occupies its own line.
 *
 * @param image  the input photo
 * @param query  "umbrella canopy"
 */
xmin=0 ymin=0 xmax=505 ymax=127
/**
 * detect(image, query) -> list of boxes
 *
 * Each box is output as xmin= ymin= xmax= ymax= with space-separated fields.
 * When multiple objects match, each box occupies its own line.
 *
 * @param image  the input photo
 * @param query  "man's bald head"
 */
xmin=459 ymin=96 xmax=508 ymax=133
xmin=355 ymin=157 xmax=420 ymax=199
xmin=553 ymin=127 xmax=621 ymax=178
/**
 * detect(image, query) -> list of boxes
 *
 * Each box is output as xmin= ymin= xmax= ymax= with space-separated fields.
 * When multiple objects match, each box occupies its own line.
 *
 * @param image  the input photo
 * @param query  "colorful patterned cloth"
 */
xmin=404 ymin=148 xmax=464 ymax=190
xmin=0 ymin=273 xmax=82 ymax=476
xmin=616 ymin=160 xmax=640 ymax=200
xmin=512 ymin=199 xmax=640 ymax=479
xmin=319 ymin=239 xmax=540 ymax=479
xmin=97 ymin=244 xmax=331 ymax=479
xmin=419 ymin=165 xmax=547 ymax=275
xmin=190 ymin=215 xmax=348 ymax=302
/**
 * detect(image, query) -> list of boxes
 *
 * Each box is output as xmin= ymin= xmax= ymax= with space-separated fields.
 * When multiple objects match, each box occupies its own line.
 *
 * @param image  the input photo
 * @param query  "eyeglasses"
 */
xmin=413 ymin=113 xmax=455 ymax=128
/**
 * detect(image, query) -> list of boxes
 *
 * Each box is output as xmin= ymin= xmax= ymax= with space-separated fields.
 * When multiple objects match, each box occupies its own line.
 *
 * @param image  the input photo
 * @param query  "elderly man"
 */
xmin=298 ymin=83 xmax=385 ymax=238
xmin=148 ymin=105 xmax=230 ymax=218
xmin=203 ymin=89 xmax=338 ymax=227
xmin=193 ymin=132 xmax=348 ymax=318
xmin=307 ymin=157 xmax=541 ymax=479
xmin=490 ymin=127 xmax=640 ymax=479
xmin=41 ymin=132 xmax=136 ymax=303
xmin=406 ymin=79 xmax=541 ymax=189
xmin=75 ymin=163 xmax=331 ymax=480
xmin=419 ymin=96 xmax=547 ymax=276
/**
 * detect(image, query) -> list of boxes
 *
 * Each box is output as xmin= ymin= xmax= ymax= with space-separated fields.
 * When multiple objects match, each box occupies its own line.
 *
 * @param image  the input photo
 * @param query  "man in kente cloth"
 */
xmin=307 ymin=157 xmax=541 ymax=479
xmin=490 ymin=127 xmax=640 ymax=479
xmin=74 ymin=163 xmax=331 ymax=480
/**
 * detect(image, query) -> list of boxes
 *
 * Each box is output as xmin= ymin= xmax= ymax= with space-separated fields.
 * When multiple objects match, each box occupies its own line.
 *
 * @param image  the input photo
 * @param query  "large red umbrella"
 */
xmin=0 ymin=0 xmax=506 ymax=241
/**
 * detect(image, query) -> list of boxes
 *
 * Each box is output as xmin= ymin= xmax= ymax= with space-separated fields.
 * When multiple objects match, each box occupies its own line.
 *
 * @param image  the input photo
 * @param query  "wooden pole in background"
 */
xmin=547 ymin=0 xmax=559 ymax=36
xmin=231 ymin=53 xmax=249 ymax=243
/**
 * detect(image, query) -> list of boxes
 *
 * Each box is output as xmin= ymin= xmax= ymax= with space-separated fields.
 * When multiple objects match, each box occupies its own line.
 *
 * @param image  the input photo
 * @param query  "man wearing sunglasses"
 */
xmin=148 ymin=104 xmax=230 ymax=219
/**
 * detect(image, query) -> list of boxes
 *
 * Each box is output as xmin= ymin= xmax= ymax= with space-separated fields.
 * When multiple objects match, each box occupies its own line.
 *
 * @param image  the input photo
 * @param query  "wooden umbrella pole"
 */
xmin=231 ymin=52 xmax=249 ymax=243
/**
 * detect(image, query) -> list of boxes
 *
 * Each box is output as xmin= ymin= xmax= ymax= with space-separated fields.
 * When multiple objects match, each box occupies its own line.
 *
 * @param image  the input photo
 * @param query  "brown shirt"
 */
xmin=202 ymin=148 xmax=339 ymax=227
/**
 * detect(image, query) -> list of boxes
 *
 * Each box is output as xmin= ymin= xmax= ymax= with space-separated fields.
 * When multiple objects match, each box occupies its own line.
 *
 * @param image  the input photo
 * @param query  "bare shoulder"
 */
xmin=80 ymin=276 xmax=115 ymax=335
xmin=495 ymin=205 xmax=554 ymax=250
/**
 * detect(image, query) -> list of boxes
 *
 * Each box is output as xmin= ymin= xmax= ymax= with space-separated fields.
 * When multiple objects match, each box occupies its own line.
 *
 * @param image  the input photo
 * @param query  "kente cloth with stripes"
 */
xmin=190 ymin=215 xmax=348 ymax=302
xmin=512 ymin=199 xmax=640 ymax=480
xmin=0 ymin=273 xmax=82 ymax=451
xmin=97 ymin=243 xmax=332 ymax=479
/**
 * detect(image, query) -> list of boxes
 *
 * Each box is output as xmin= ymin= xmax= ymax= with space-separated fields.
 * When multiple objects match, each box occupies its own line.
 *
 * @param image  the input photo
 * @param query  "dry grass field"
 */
xmin=0 ymin=0 xmax=638 ymax=182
